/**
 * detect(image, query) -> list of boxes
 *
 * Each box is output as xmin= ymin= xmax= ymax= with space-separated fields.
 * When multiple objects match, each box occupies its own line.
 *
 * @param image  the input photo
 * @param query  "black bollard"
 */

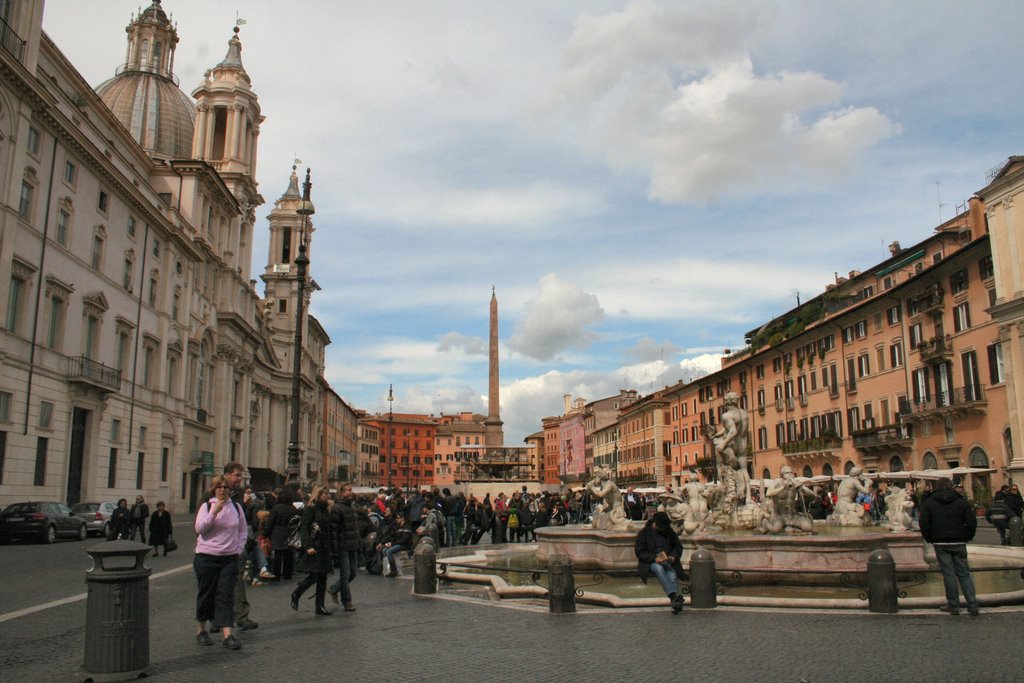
xmin=689 ymin=547 xmax=717 ymax=609
xmin=867 ymin=548 xmax=898 ymax=613
xmin=413 ymin=537 xmax=437 ymax=595
xmin=1009 ymin=517 xmax=1023 ymax=547
xmin=547 ymin=554 xmax=576 ymax=613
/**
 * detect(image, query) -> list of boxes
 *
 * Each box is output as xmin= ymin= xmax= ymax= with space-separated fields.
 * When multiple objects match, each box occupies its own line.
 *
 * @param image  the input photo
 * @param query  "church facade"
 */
xmin=0 ymin=1 xmax=328 ymax=512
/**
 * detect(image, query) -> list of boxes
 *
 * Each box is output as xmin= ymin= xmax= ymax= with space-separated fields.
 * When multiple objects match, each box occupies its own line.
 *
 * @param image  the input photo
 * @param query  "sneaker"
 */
xmin=196 ymin=631 xmax=213 ymax=647
xmin=968 ymin=607 xmax=980 ymax=617
xmin=671 ymin=594 xmax=684 ymax=615
xmin=237 ymin=618 xmax=259 ymax=631
xmin=939 ymin=604 xmax=960 ymax=615
xmin=259 ymin=568 xmax=276 ymax=580
xmin=222 ymin=635 xmax=242 ymax=650
xmin=343 ymin=603 xmax=356 ymax=612
xmin=328 ymin=588 xmax=340 ymax=604
xmin=251 ymin=579 xmax=266 ymax=587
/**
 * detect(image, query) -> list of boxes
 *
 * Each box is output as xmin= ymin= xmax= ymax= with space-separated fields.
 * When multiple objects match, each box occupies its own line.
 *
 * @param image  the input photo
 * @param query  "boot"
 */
xmin=315 ymin=603 xmax=333 ymax=616
xmin=290 ymin=589 xmax=300 ymax=611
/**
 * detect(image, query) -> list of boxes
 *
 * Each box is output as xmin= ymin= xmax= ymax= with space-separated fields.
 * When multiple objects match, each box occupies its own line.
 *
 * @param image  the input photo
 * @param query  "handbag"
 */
xmin=164 ymin=536 xmax=178 ymax=553
xmin=287 ymin=526 xmax=303 ymax=550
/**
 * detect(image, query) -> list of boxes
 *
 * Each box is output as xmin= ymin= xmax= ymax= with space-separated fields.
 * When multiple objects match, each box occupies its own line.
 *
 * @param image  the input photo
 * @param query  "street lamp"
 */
xmin=287 ymin=168 xmax=314 ymax=482
xmin=386 ymin=383 xmax=394 ymax=489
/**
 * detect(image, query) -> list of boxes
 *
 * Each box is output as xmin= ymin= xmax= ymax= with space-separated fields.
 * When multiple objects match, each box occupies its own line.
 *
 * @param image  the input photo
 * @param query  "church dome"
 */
xmin=96 ymin=1 xmax=195 ymax=159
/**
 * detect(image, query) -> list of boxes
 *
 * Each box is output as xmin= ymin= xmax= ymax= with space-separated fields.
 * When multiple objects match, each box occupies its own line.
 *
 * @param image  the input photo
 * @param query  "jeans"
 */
xmin=648 ymin=561 xmax=679 ymax=597
xmin=933 ymin=543 xmax=978 ymax=610
xmin=329 ymin=550 xmax=358 ymax=604
xmin=194 ymin=553 xmax=238 ymax=630
xmin=383 ymin=544 xmax=405 ymax=574
xmin=130 ymin=519 xmax=146 ymax=542
xmin=445 ymin=518 xmax=456 ymax=547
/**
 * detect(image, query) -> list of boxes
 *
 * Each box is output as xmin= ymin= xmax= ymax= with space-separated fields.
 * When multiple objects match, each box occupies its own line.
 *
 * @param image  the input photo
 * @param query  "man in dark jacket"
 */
xmin=920 ymin=478 xmax=979 ymax=616
xmin=635 ymin=511 xmax=685 ymax=614
xmin=985 ymin=497 xmax=1014 ymax=545
xmin=328 ymin=484 xmax=360 ymax=611
xmin=1004 ymin=484 xmax=1024 ymax=519
xmin=129 ymin=496 xmax=149 ymax=542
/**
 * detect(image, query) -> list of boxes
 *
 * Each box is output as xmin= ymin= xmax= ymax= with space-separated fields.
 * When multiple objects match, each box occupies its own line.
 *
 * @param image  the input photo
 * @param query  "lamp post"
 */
xmin=287 ymin=168 xmax=314 ymax=482
xmin=386 ymin=384 xmax=394 ymax=489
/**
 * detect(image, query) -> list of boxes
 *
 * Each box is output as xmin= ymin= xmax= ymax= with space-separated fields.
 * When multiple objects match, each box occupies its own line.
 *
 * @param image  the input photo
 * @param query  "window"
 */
xmin=45 ymin=291 xmax=65 ymax=350
xmin=772 ymin=358 xmax=782 ymax=373
xmin=909 ymin=323 xmax=923 ymax=349
xmin=855 ymin=320 xmax=867 ymax=338
xmin=122 ymin=256 xmax=134 ymax=290
xmin=91 ymin=234 xmax=104 ymax=270
xmin=128 ymin=216 xmax=136 ymax=237
xmin=843 ymin=326 xmax=854 ymax=343
xmin=278 ymin=299 xmax=287 ymax=313
xmin=56 ymin=209 xmax=70 ymax=246
xmin=819 ymin=334 xmax=835 ymax=352
xmin=953 ymin=302 xmax=971 ymax=332
xmin=161 ymin=447 xmax=169 ymax=482
xmin=116 ymin=328 xmax=130 ymax=372
xmin=63 ymin=160 xmax=77 ymax=185
xmin=887 ymin=305 xmax=901 ymax=325
xmin=107 ymin=448 xmax=117 ymax=488
xmin=27 ymin=126 xmax=40 ymax=154
xmin=172 ymin=289 xmax=181 ymax=321
xmin=152 ymin=239 xmax=161 ymax=258
xmin=37 ymin=400 xmax=53 ymax=429
xmin=988 ymin=343 xmax=1005 ymax=384
xmin=979 ymin=255 xmax=994 ymax=280
xmin=0 ymin=430 xmax=6 ymax=485
xmin=857 ymin=354 xmax=870 ymax=378
xmin=98 ymin=190 xmax=109 ymax=213
xmin=18 ymin=181 xmax=34 ymax=219
xmin=143 ymin=344 xmax=155 ymax=388
xmin=907 ymin=297 xmax=920 ymax=316
xmin=847 ymin=406 xmax=860 ymax=434
xmin=136 ymin=452 xmax=145 ymax=489
xmin=949 ymin=269 xmax=968 ymax=295
xmin=148 ymin=274 xmax=158 ymax=307
xmin=0 ymin=391 xmax=10 ymax=421
xmin=756 ymin=364 xmax=765 ymax=379
xmin=890 ymin=341 xmax=904 ymax=368
xmin=34 ymin=437 xmax=48 ymax=486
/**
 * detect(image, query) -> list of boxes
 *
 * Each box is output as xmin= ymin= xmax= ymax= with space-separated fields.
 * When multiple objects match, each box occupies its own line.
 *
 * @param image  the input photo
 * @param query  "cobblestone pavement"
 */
xmin=0 ymin=542 xmax=1020 ymax=683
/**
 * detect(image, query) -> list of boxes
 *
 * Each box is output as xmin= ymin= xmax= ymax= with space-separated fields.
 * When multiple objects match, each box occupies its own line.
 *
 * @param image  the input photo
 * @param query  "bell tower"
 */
xmin=191 ymin=24 xmax=264 ymax=279
xmin=262 ymin=166 xmax=316 ymax=341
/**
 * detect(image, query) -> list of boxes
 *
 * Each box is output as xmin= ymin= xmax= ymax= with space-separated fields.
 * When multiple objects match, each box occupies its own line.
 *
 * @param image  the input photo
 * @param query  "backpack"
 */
xmin=365 ymin=549 xmax=384 ymax=575
xmin=507 ymin=509 xmax=520 ymax=530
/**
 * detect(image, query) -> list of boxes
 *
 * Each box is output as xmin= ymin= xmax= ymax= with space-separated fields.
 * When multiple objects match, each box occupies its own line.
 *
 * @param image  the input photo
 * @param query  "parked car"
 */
xmin=72 ymin=501 xmax=118 ymax=537
xmin=0 ymin=502 xmax=88 ymax=543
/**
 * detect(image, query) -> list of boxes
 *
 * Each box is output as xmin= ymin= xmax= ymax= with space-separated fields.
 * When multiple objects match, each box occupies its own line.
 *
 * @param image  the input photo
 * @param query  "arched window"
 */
xmin=140 ymin=39 xmax=149 ymax=67
xmin=844 ymin=460 xmax=855 ymax=475
xmin=822 ymin=463 xmax=834 ymax=477
xmin=922 ymin=452 xmax=938 ymax=470
xmin=969 ymin=448 xmax=989 ymax=468
xmin=889 ymin=455 xmax=904 ymax=472
xmin=802 ymin=465 xmax=813 ymax=478
xmin=762 ymin=468 xmax=771 ymax=480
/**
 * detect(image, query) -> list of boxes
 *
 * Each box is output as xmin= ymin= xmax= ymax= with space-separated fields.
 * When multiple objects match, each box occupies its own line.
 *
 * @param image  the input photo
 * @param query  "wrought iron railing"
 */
xmin=0 ymin=16 xmax=25 ymax=63
xmin=67 ymin=356 xmax=121 ymax=391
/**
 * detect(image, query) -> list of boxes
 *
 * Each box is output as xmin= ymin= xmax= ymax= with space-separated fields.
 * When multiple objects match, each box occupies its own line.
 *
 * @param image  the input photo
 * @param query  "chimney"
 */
xmin=563 ymin=394 xmax=572 ymax=414
xmin=888 ymin=241 xmax=901 ymax=256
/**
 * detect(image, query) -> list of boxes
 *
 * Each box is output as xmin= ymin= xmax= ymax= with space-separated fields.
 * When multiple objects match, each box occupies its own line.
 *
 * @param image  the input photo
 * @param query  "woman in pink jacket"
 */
xmin=193 ymin=474 xmax=248 ymax=650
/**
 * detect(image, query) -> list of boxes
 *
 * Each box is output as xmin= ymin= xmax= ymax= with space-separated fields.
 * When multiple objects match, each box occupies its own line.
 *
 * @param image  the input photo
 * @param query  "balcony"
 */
xmin=781 ymin=437 xmax=842 ymax=460
xmin=908 ymin=285 xmax=944 ymax=314
xmin=0 ymin=16 xmax=25 ymax=63
xmin=900 ymin=385 xmax=987 ymax=424
xmin=853 ymin=425 xmax=913 ymax=452
xmin=918 ymin=335 xmax=953 ymax=363
xmin=775 ymin=400 xmax=783 ymax=412
xmin=67 ymin=356 xmax=121 ymax=394
xmin=786 ymin=397 xmax=795 ymax=410
xmin=798 ymin=394 xmax=808 ymax=407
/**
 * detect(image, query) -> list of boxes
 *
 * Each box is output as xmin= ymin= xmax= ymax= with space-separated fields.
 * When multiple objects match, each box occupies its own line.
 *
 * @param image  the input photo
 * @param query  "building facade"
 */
xmin=0 ymin=1 xmax=326 ymax=510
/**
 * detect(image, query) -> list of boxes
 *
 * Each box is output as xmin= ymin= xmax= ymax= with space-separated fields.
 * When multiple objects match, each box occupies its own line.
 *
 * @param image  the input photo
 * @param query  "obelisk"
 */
xmin=484 ymin=287 xmax=504 ymax=446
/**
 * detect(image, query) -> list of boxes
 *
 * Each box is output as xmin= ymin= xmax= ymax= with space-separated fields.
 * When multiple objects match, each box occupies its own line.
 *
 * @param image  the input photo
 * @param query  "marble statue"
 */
xmin=680 ymin=471 xmax=712 ymax=533
xmin=884 ymin=486 xmax=915 ymax=532
xmin=830 ymin=467 xmax=871 ymax=526
xmin=761 ymin=466 xmax=814 ymax=534
xmin=709 ymin=391 xmax=752 ymax=512
xmin=586 ymin=466 xmax=630 ymax=531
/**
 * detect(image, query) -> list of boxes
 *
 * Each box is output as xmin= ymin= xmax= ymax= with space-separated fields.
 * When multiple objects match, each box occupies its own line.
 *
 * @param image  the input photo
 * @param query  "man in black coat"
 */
xmin=635 ymin=511 xmax=685 ymax=614
xmin=920 ymin=478 xmax=979 ymax=616
xmin=1004 ymin=484 xmax=1024 ymax=518
xmin=328 ymin=484 xmax=361 ymax=611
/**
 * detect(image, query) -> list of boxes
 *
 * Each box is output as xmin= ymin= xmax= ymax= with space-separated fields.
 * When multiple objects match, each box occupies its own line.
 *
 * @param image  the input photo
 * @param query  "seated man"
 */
xmin=634 ymin=511 xmax=685 ymax=614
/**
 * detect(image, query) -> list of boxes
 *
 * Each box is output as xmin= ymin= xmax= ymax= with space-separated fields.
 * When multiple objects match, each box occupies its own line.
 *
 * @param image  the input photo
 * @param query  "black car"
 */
xmin=0 ymin=502 xmax=88 ymax=543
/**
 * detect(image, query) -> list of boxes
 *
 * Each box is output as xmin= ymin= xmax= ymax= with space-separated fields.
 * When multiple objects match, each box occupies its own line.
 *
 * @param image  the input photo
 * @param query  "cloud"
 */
xmin=437 ymin=332 xmax=487 ymax=356
xmin=625 ymin=337 xmax=682 ymax=362
xmin=679 ymin=353 xmax=724 ymax=381
xmin=545 ymin=1 xmax=897 ymax=205
xmin=508 ymin=274 xmax=606 ymax=361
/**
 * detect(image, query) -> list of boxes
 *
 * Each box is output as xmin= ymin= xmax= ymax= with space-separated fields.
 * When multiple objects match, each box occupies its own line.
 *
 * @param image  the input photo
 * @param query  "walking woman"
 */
xmin=290 ymin=486 xmax=334 ymax=616
xmin=264 ymin=488 xmax=297 ymax=581
xmin=148 ymin=501 xmax=173 ymax=556
xmin=109 ymin=498 xmax=131 ymax=540
xmin=193 ymin=475 xmax=248 ymax=650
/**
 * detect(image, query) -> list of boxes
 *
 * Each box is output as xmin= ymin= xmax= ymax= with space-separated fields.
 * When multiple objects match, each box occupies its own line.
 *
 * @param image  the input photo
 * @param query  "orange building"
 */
xmin=664 ymin=199 xmax=1008 ymax=502
xmin=524 ymin=431 xmax=545 ymax=481
xmin=362 ymin=413 xmax=437 ymax=491
xmin=616 ymin=392 xmax=671 ymax=488
xmin=541 ymin=416 xmax=561 ymax=485
xmin=433 ymin=412 xmax=488 ymax=487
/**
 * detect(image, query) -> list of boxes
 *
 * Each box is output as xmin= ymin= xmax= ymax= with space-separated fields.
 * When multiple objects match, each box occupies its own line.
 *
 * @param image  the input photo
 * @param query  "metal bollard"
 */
xmin=413 ymin=537 xmax=437 ymax=595
xmin=1009 ymin=517 xmax=1023 ymax=547
xmin=867 ymin=548 xmax=898 ymax=614
xmin=547 ymin=554 xmax=576 ymax=613
xmin=81 ymin=540 xmax=151 ymax=682
xmin=688 ymin=547 xmax=717 ymax=609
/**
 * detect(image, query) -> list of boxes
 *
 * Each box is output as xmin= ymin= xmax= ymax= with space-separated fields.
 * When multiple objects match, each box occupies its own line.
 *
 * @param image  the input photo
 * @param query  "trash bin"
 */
xmin=81 ymin=540 xmax=151 ymax=682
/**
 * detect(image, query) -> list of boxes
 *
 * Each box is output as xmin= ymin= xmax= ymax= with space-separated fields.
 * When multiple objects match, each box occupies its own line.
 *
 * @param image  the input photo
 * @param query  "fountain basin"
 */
xmin=535 ymin=523 xmax=929 ymax=572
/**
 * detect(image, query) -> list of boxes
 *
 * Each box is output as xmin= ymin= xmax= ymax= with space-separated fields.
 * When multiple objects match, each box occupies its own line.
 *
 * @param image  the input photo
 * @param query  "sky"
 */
xmin=44 ymin=1 xmax=1024 ymax=444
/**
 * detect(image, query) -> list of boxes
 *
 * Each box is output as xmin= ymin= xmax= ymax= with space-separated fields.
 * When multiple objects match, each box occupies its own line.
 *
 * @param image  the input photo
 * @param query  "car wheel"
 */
xmin=101 ymin=522 xmax=110 ymax=538
xmin=78 ymin=524 xmax=88 ymax=541
xmin=43 ymin=525 xmax=57 ymax=544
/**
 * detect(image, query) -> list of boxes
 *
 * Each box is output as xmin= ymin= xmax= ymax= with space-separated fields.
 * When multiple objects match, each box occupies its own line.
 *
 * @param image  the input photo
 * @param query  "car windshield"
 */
xmin=73 ymin=503 xmax=99 ymax=512
xmin=4 ymin=503 xmax=41 ymax=513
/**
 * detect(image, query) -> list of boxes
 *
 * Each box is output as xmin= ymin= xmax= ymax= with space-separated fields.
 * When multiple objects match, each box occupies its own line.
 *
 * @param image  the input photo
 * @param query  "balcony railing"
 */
xmin=67 ymin=356 xmax=121 ymax=393
xmin=786 ymin=397 xmax=795 ymax=410
xmin=798 ymin=394 xmax=808 ymax=407
xmin=0 ymin=17 xmax=25 ymax=63
xmin=781 ymin=437 xmax=842 ymax=456
xmin=918 ymin=335 xmax=953 ymax=363
xmin=853 ymin=425 xmax=914 ymax=450
xmin=901 ymin=385 xmax=987 ymax=420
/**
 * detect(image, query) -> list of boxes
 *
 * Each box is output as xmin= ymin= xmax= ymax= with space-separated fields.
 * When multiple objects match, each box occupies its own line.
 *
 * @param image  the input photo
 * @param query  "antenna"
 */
xmin=935 ymin=180 xmax=946 ymax=223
